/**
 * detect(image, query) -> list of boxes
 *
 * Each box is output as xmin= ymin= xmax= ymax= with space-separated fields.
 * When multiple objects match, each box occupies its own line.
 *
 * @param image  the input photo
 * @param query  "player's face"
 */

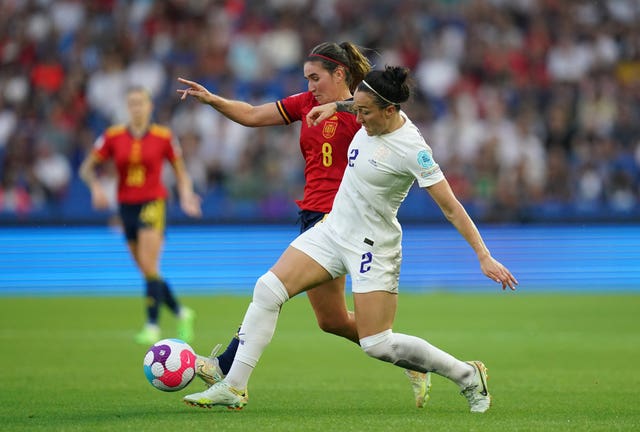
xmin=303 ymin=61 xmax=343 ymax=105
xmin=352 ymin=90 xmax=395 ymax=136
xmin=127 ymin=90 xmax=153 ymax=126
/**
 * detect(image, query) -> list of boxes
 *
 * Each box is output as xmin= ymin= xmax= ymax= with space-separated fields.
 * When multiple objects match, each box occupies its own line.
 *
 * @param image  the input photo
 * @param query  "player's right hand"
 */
xmin=176 ymin=77 xmax=212 ymax=104
xmin=91 ymin=185 xmax=110 ymax=210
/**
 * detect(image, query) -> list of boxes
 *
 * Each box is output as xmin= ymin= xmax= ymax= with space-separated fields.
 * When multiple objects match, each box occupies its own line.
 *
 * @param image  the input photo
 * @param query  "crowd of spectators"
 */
xmin=1 ymin=0 xmax=639 ymax=223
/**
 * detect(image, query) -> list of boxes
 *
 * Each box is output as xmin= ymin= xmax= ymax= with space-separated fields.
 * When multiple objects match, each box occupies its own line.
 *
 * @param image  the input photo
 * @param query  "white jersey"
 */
xmin=325 ymin=112 xmax=445 ymax=251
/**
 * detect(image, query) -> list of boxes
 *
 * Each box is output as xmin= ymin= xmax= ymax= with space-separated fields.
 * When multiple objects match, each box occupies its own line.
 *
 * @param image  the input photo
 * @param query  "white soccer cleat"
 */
xmin=195 ymin=343 xmax=224 ymax=387
xmin=183 ymin=381 xmax=248 ymax=410
xmin=461 ymin=361 xmax=491 ymax=413
xmin=404 ymin=370 xmax=432 ymax=408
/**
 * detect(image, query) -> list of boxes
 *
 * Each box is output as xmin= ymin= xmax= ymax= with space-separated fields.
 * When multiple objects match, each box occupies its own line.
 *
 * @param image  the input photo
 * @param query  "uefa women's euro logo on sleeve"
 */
xmin=417 ymin=150 xmax=435 ymax=168
xmin=416 ymin=149 xmax=440 ymax=178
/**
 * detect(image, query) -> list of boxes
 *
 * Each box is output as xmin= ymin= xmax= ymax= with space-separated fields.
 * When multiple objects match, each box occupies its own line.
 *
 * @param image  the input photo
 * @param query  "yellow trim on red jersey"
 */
xmin=149 ymin=123 xmax=171 ymax=139
xmin=276 ymin=100 xmax=292 ymax=124
xmin=104 ymin=124 xmax=127 ymax=138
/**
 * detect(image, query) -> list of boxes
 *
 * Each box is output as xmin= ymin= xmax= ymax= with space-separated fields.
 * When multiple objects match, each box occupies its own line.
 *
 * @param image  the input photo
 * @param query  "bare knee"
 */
xmin=135 ymin=246 xmax=160 ymax=277
xmin=306 ymin=278 xmax=358 ymax=341
xmin=316 ymin=316 xmax=349 ymax=336
xmin=137 ymin=258 xmax=158 ymax=278
xmin=316 ymin=310 xmax=358 ymax=342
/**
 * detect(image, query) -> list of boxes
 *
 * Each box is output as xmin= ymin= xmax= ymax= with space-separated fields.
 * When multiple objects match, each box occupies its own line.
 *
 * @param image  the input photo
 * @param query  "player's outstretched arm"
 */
xmin=176 ymin=77 xmax=284 ymax=127
xmin=426 ymin=179 xmax=518 ymax=290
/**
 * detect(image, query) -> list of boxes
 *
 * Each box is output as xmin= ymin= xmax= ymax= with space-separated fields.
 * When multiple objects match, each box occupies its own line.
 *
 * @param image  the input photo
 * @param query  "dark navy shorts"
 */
xmin=118 ymin=199 xmax=166 ymax=241
xmin=297 ymin=210 xmax=327 ymax=234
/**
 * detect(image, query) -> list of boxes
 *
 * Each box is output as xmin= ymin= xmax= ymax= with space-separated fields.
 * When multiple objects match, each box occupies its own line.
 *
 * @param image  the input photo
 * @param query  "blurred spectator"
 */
xmin=2 ymin=65 xmax=30 ymax=107
xmin=576 ymin=75 xmax=618 ymax=138
xmin=127 ymin=45 xmax=168 ymax=99
xmin=0 ymin=98 xmax=17 ymax=154
xmin=0 ymin=0 xmax=639 ymax=223
xmin=0 ymin=167 xmax=32 ymax=215
xmin=86 ymin=48 xmax=128 ymax=124
xmin=32 ymin=139 xmax=72 ymax=203
xmin=415 ymin=37 xmax=460 ymax=103
xmin=1 ymin=132 xmax=45 ymax=212
xmin=259 ymin=11 xmax=303 ymax=74
xmin=544 ymin=147 xmax=572 ymax=205
xmin=30 ymin=49 xmax=65 ymax=95
xmin=224 ymin=130 xmax=269 ymax=202
xmin=546 ymin=32 xmax=593 ymax=83
xmin=508 ymin=108 xmax=547 ymax=203
xmin=177 ymin=131 xmax=208 ymax=193
xmin=430 ymin=91 xmax=485 ymax=167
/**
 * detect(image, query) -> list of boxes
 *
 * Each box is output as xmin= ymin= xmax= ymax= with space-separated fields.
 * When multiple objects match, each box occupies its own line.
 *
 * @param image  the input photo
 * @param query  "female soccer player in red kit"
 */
xmin=177 ymin=42 xmax=430 ymax=408
xmin=80 ymin=86 xmax=202 ymax=345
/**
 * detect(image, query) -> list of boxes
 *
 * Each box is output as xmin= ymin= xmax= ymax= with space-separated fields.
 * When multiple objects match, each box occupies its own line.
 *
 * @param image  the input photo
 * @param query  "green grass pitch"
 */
xmin=1 ymin=293 xmax=639 ymax=432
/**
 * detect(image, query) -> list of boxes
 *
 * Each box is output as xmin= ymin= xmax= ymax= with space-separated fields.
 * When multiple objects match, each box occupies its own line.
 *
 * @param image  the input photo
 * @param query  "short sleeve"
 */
xmin=409 ymin=147 xmax=445 ymax=188
xmin=276 ymin=92 xmax=309 ymax=124
xmin=92 ymin=134 xmax=110 ymax=161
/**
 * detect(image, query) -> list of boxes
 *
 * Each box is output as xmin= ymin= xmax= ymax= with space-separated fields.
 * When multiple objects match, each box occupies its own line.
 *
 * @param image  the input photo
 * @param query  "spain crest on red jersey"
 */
xmin=322 ymin=119 xmax=338 ymax=139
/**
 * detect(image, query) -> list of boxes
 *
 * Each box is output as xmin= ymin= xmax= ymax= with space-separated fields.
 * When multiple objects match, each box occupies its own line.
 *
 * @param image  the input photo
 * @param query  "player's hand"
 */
xmin=180 ymin=192 xmax=202 ymax=218
xmin=306 ymin=103 xmax=338 ymax=127
xmin=90 ymin=185 xmax=110 ymax=210
xmin=176 ymin=77 xmax=212 ymax=104
xmin=479 ymin=255 xmax=518 ymax=290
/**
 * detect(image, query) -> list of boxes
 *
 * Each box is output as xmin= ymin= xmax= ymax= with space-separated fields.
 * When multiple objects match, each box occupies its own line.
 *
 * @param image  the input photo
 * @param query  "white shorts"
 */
xmin=290 ymin=222 xmax=401 ymax=294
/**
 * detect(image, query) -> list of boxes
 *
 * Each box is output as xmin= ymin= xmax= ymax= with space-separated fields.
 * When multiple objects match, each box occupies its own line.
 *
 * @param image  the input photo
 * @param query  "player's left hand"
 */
xmin=306 ymin=103 xmax=338 ymax=127
xmin=180 ymin=192 xmax=202 ymax=218
xmin=479 ymin=255 xmax=518 ymax=290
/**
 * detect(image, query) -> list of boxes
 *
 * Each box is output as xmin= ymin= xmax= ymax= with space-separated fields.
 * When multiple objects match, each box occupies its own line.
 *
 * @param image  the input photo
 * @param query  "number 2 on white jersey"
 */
xmin=360 ymin=252 xmax=372 ymax=273
xmin=348 ymin=149 xmax=359 ymax=167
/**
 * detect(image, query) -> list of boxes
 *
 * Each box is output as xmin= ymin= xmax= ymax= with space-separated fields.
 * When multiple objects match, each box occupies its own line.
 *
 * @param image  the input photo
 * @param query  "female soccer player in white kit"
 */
xmin=183 ymin=66 xmax=518 ymax=413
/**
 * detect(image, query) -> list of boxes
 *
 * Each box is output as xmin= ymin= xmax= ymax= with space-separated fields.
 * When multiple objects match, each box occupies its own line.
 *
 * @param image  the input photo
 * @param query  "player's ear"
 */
xmin=384 ymin=104 xmax=396 ymax=117
xmin=334 ymin=66 xmax=347 ymax=82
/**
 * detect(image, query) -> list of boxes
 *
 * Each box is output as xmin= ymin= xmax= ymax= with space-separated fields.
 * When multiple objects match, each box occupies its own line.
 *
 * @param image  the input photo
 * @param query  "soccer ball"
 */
xmin=143 ymin=338 xmax=197 ymax=392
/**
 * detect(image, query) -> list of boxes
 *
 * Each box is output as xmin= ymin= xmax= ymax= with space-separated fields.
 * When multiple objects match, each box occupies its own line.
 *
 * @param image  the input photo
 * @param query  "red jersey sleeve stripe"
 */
xmin=276 ymin=100 xmax=292 ymax=125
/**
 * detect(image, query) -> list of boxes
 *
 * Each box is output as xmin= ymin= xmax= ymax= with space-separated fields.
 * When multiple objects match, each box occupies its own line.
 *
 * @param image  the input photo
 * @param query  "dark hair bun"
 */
xmin=383 ymin=66 xmax=409 ymax=87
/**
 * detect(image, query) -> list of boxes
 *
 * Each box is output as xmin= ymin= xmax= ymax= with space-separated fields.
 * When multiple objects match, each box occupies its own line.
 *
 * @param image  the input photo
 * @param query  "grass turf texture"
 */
xmin=1 ymin=293 xmax=638 ymax=432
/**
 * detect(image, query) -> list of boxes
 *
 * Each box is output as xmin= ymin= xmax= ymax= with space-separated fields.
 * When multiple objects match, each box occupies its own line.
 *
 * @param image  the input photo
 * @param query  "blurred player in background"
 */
xmin=182 ymin=66 xmax=517 ymax=412
xmin=79 ymin=86 xmax=202 ymax=345
xmin=178 ymin=42 xmax=431 ymax=408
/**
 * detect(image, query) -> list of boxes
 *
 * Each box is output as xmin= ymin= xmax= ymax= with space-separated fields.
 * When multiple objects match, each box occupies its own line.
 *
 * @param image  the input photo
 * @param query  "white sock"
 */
xmin=360 ymin=330 xmax=475 ymax=388
xmin=224 ymin=271 xmax=289 ymax=390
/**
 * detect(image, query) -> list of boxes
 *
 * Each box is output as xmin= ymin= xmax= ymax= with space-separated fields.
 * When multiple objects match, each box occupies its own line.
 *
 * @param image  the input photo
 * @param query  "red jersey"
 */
xmin=93 ymin=124 xmax=181 ymax=204
xmin=276 ymin=92 xmax=360 ymax=213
